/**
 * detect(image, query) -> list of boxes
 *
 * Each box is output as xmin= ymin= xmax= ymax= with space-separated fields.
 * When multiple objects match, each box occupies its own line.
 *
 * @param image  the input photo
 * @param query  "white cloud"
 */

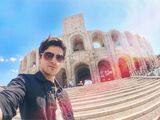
xmin=11 ymin=69 xmax=18 ymax=74
xmin=0 ymin=57 xmax=5 ymax=62
xmin=123 ymin=0 xmax=160 ymax=54
xmin=18 ymin=56 xmax=24 ymax=62
xmin=0 ymin=56 xmax=23 ymax=63
xmin=124 ymin=0 xmax=160 ymax=33
xmin=9 ymin=57 xmax=17 ymax=62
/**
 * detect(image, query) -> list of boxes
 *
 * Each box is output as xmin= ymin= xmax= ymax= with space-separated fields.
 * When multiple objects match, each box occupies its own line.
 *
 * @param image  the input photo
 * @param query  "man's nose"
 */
xmin=50 ymin=57 xmax=57 ymax=63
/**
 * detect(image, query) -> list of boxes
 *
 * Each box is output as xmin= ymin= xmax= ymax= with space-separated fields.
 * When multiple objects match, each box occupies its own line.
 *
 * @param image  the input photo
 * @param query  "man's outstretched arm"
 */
xmin=0 ymin=75 xmax=26 ymax=120
xmin=0 ymin=108 xmax=2 ymax=120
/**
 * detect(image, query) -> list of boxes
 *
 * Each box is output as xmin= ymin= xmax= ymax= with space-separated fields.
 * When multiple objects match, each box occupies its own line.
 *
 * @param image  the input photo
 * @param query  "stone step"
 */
xmin=67 ymin=78 xmax=148 ymax=96
xmin=67 ymin=76 xmax=160 ymax=95
xmin=114 ymin=98 xmax=160 ymax=120
xmin=72 ymin=80 xmax=160 ymax=106
xmin=73 ymin=82 xmax=160 ymax=112
xmin=12 ymin=77 xmax=160 ymax=120
xmin=74 ymin=84 xmax=160 ymax=119
xmin=69 ymin=78 xmax=158 ymax=101
xmin=153 ymin=115 xmax=160 ymax=120
xmin=130 ymin=105 xmax=160 ymax=120
xmin=69 ymin=78 xmax=159 ymax=98
xmin=67 ymin=78 xmax=136 ymax=94
xmin=87 ymin=101 xmax=160 ymax=120
xmin=70 ymin=79 xmax=160 ymax=103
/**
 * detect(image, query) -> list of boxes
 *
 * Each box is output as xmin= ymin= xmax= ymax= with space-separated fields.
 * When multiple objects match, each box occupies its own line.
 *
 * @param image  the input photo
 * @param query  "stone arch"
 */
xmin=98 ymin=60 xmax=114 ymax=82
xmin=74 ymin=63 xmax=91 ymax=86
xmin=133 ymin=57 xmax=140 ymax=71
xmin=56 ymin=68 xmax=67 ymax=88
xmin=30 ymin=50 xmax=36 ymax=68
xmin=145 ymin=59 xmax=152 ymax=71
xmin=124 ymin=31 xmax=134 ymax=46
xmin=110 ymin=30 xmax=121 ymax=48
xmin=118 ymin=57 xmax=130 ymax=78
xmin=92 ymin=31 xmax=105 ymax=48
xmin=70 ymin=34 xmax=85 ymax=52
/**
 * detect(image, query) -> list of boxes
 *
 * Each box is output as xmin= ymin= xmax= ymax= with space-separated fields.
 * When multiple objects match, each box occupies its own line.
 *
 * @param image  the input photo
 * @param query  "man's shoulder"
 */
xmin=6 ymin=74 xmax=36 ymax=88
xmin=17 ymin=73 xmax=37 ymax=82
xmin=18 ymin=73 xmax=35 ymax=78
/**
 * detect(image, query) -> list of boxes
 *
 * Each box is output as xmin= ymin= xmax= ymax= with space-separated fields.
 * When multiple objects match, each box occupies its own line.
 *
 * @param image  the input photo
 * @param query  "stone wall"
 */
xmin=19 ymin=14 xmax=157 ymax=87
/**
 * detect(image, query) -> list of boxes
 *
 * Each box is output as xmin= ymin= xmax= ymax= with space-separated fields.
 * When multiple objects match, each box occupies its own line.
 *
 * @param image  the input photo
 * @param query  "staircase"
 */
xmin=9 ymin=76 xmax=160 ymax=120
xmin=67 ymin=76 xmax=160 ymax=120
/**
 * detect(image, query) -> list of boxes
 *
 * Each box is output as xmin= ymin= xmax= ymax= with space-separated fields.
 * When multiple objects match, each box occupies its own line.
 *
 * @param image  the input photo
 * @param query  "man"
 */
xmin=0 ymin=37 xmax=74 ymax=120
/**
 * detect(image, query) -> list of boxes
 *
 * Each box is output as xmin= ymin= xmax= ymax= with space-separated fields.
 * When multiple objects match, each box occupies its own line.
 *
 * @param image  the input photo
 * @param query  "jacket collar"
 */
xmin=35 ymin=71 xmax=46 ymax=82
xmin=35 ymin=71 xmax=54 ymax=85
xmin=35 ymin=71 xmax=62 ymax=89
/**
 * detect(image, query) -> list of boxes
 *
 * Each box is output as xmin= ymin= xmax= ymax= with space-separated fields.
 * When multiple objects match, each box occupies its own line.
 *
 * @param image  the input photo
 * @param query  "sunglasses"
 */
xmin=42 ymin=52 xmax=64 ymax=62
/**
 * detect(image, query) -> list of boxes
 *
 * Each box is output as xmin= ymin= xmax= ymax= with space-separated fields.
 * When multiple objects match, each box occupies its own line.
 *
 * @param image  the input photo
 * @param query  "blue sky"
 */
xmin=0 ymin=0 xmax=160 ymax=85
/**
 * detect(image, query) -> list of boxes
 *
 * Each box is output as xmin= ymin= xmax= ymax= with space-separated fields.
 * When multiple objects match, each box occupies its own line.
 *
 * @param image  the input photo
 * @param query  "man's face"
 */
xmin=39 ymin=46 xmax=64 ymax=78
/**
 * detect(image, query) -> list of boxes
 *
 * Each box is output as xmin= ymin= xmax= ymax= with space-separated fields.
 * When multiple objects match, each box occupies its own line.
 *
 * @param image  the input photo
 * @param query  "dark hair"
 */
xmin=39 ymin=36 xmax=66 ymax=58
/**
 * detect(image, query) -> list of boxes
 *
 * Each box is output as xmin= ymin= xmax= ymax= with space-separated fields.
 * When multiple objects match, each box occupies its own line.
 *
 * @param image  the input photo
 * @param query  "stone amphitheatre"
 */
xmin=1 ymin=14 xmax=160 ymax=119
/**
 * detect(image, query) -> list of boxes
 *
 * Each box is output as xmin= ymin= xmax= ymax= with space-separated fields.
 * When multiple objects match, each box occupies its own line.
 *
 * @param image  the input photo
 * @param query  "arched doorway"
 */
xmin=133 ymin=57 xmax=140 ymax=71
xmin=71 ymin=34 xmax=85 ymax=52
xmin=145 ymin=60 xmax=151 ymax=71
xmin=98 ymin=60 xmax=114 ymax=82
xmin=92 ymin=31 xmax=105 ymax=48
xmin=118 ymin=58 xmax=130 ymax=78
xmin=56 ymin=68 xmax=67 ymax=88
xmin=74 ymin=64 xmax=91 ymax=86
xmin=111 ymin=30 xmax=121 ymax=48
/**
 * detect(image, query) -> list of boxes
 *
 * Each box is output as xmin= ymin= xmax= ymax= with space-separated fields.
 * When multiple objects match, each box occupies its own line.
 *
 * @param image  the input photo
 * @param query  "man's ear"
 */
xmin=39 ymin=56 xmax=42 ymax=65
